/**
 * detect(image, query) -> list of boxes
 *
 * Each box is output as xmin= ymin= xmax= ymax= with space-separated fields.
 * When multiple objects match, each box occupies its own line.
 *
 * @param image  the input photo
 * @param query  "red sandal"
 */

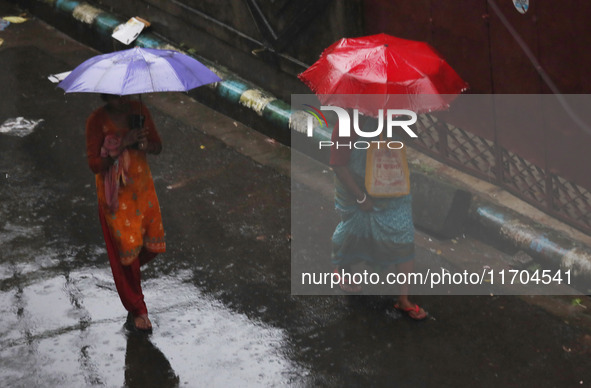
xmin=394 ymin=303 xmax=428 ymax=320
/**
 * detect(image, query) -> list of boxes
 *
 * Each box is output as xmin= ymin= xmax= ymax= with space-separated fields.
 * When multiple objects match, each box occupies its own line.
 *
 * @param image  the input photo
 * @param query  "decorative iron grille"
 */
xmin=551 ymin=175 xmax=591 ymax=232
xmin=411 ymin=114 xmax=591 ymax=235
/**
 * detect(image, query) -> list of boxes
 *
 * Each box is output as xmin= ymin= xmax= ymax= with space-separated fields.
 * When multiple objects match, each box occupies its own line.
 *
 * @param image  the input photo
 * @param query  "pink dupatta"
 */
xmin=100 ymin=135 xmax=130 ymax=213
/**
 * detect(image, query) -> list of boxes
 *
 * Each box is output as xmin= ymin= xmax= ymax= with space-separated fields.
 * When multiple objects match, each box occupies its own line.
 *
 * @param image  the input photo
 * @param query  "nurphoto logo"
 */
xmin=304 ymin=106 xmax=418 ymax=150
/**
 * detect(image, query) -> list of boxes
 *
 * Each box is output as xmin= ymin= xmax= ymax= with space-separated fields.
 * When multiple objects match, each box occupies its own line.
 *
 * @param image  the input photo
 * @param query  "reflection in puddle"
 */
xmin=125 ymin=333 xmax=179 ymax=388
xmin=0 ymin=117 xmax=44 ymax=137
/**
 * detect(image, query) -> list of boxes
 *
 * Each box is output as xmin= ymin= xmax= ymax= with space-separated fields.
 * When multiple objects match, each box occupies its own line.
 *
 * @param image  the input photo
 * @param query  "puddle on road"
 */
xmin=0 ymin=221 xmax=42 ymax=245
xmin=0 ymin=269 xmax=308 ymax=387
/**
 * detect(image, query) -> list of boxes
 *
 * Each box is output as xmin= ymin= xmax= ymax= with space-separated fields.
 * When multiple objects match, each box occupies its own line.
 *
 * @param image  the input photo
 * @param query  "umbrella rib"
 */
xmin=167 ymin=49 xmax=219 ymax=91
xmin=158 ymin=55 xmax=188 ymax=91
xmin=395 ymin=55 xmax=427 ymax=82
xmin=93 ymin=59 xmax=120 ymax=94
xmin=165 ymin=50 xmax=208 ymax=90
xmin=138 ymin=48 xmax=157 ymax=93
xmin=170 ymin=57 xmax=199 ymax=90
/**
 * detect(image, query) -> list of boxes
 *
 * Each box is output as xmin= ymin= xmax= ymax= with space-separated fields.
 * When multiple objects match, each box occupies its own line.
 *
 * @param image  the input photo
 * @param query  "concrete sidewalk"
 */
xmin=11 ymin=0 xmax=591 ymax=286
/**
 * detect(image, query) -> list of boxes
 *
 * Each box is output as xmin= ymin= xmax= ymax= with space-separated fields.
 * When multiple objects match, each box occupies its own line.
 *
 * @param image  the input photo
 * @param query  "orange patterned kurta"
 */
xmin=86 ymin=102 xmax=166 ymax=265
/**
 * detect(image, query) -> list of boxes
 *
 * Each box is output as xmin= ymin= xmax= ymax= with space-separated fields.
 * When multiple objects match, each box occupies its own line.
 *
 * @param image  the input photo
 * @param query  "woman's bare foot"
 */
xmin=134 ymin=314 xmax=152 ymax=331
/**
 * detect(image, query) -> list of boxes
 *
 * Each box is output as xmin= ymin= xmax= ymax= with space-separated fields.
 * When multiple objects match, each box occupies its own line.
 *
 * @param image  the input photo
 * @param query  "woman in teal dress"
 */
xmin=330 ymin=117 xmax=427 ymax=320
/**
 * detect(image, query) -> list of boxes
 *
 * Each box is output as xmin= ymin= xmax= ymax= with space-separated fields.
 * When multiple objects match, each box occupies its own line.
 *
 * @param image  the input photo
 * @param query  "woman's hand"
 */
xmin=121 ymin=128 xmax=142 ymax=149
xmin=136 ymin=129 xmax=149 ymax=151
xmin=121 ymin=128 xmax=151 ymax=152
xmin=333 ymin=166 xmax=374 ymax=212
xmin=357 ymin=194 xmax=374 ymax=212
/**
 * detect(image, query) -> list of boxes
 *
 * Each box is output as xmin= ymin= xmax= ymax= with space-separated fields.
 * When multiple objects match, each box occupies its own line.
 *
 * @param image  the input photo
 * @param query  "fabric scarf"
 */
xmin=100 ymin=135 xmax=130 ymax=213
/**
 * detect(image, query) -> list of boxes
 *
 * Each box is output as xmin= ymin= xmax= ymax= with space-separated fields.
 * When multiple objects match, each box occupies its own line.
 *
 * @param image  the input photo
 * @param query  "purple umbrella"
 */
xmin=58 ymin=47 xmax=221 ymax=95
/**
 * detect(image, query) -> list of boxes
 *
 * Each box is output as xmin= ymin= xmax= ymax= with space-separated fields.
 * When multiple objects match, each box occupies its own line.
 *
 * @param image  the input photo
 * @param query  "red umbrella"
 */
xmin=298 ymin=33 xmax=468 ymax=115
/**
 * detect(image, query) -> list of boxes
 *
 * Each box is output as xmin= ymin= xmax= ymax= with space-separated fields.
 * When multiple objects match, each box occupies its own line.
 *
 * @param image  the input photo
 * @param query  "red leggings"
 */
xmin=99 ymin=207 xmax=157 ymax=317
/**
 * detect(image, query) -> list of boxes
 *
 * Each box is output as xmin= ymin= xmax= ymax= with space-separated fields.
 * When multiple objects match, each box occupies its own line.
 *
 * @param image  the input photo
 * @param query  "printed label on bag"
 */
xmin=366 ymin=146 xmax=410 ymax=197
xmin=373 ymin=149 xmax=405 ymax=187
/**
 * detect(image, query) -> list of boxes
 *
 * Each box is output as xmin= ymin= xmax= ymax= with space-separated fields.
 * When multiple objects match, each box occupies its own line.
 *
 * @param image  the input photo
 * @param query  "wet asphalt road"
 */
xmin=2 ymin=5 xmax=591 ymax=387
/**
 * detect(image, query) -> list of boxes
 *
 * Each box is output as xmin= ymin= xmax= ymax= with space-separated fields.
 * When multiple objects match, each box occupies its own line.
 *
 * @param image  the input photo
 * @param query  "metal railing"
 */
xmin=411 ymin=114 xmax=591 ymax=235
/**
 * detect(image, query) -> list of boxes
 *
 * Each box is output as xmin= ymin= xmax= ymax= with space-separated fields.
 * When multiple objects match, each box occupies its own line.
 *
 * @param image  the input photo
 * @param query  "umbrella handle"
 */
xmin=129 ymin=95 xmax=145 ymax=129
xmin=135 ymin=94 xmax=147 ymax=151
xmin=129 ymin=113 xmax=145 ymax=129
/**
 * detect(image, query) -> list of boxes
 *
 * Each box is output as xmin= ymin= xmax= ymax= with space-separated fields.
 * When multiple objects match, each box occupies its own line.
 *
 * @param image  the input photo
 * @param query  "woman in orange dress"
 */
xmin=86 ymin=94 xmax=166 ymax=331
